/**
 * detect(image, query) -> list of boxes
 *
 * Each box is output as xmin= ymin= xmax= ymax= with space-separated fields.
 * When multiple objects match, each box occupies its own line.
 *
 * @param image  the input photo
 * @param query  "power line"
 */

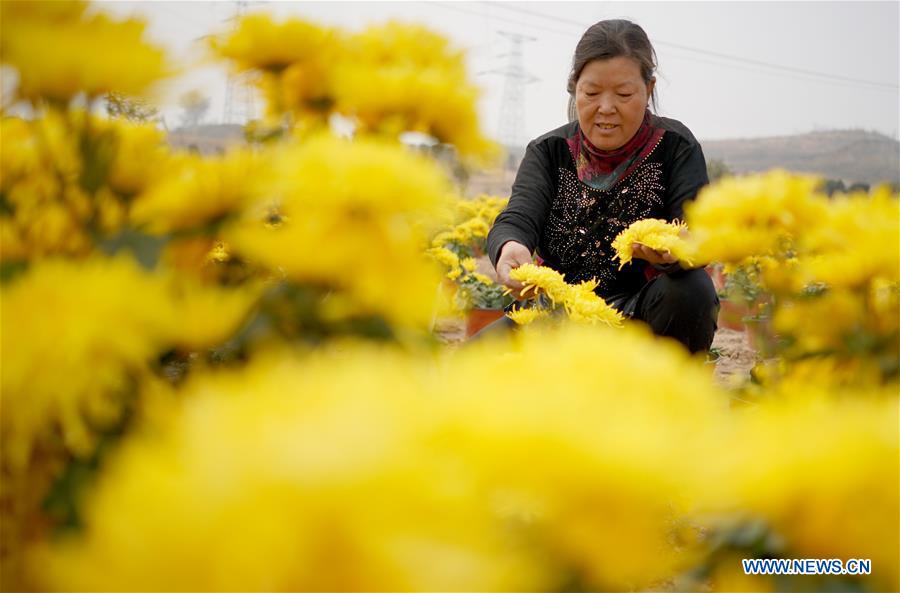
xmin=429 ymin=1 xmax=574 ymax=38
xmin=663 ymin=50 xmax=896 ymax=93
xmin=476 ymin=1 xmax=899 ymax=91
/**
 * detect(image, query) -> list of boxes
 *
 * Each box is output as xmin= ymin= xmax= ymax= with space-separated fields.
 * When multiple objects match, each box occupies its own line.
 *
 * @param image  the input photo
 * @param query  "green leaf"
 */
xmin=97 ymin=228 xmax=168 ymax=269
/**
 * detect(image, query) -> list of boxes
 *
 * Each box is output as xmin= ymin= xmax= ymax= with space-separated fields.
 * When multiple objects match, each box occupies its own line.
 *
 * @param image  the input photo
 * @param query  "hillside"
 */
xmin=167 ymin=124 xmax=245 ymax=154
xmin=164 ymin=125 xmax=900 ymax=188
xmin=702 ymin=129 xmax=899 ymax=186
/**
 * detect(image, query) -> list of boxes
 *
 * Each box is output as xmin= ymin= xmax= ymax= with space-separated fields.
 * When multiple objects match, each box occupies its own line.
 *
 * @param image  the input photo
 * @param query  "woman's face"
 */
xmin=575 ymin=56 xmax=655 ymax=151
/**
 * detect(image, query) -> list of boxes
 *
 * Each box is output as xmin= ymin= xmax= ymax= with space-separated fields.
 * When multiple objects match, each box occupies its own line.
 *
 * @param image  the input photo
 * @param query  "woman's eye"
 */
xmin=618 ymin=93 xmax=633 ymax=98
xmin=585 ymin=92 xmax=598 ymax=97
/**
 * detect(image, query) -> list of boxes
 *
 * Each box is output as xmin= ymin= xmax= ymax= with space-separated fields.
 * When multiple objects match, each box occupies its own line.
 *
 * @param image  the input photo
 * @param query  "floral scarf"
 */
xmin=566 ymin=110 xmax=664 ymax=192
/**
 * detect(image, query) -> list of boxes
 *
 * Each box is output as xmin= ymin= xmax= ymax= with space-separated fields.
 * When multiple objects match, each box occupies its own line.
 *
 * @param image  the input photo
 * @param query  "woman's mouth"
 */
xmin=595 ymin=123 xmax=617 ymax=130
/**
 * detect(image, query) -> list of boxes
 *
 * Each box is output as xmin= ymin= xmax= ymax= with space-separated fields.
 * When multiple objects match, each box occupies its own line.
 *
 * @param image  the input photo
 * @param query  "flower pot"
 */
xmin=718 ymin=299 xmax=749 ymax=332
xmin=466 ymin=308 xmax=506 ymax=337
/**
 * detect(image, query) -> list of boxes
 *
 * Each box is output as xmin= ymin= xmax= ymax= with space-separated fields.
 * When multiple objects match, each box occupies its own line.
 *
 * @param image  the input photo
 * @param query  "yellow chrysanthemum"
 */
xmin=697 ymin=392 xmax=899 ymax=591
xmin=0 ymin=255 xmax=178 ymax=470
xmin=167 ymin=279 xmax=263 ymax=352
xmin=5 ymin=191 xmax=93 ymax=259
xmin=507 ymin=264 xmax=623 ymax=327
xmin=612 ymin=218 xmax=695 ymax=268
xmin=35 ymin=324 xmax=729 ymax=592
xmin=36 ymin=347 xmax=543 ymax=592
xmin=471 ymin=272 xmax=495 ymax=286
xmin=0 ymin=117 xmax=41 ymax=192
xmin=207 ymin=241 xmax=231 ymax=264
xmin=506 ymin=305 xmax=549 ymax=325
xmin=757 ymin=255 xmax=802 ymax=294
xmin=685 ymin=170 xmax=829 ymax=264
xmin=868 ymin=278 xmax=900 ymax=336
xmin=508 ymin=263 xmax=569 ymax=303
xmin=427 ymin=246 xmax=461 ymax=270
xmin=0 ymin=0 xmax=86 ymax=26
xmin=226 ymin=134 xmax=449 ymax=329
xmin=100 ymin=118 xmax=170 ymax=197
xmin=332 ymin=22 xmax=496 ymax=159
xmin=210 ymin=14 xmax=340 ymax=74
xmin=443 ymin=324 xmax=726 ymax=590
xmin=772 ymin=290 xmax=865 ymax=354
xmin=563 ymin=282 xmax=625 ymax=327
xmin=0 ymin=217 xmax=27 ymax=262
xmin=2 ymin=12 xmax=170 ymax=102
xmin=797 ymin=187 xmax=900 ymax=288
xmin=460 ymin=257 xmax=477 ymax=273
xmin=131 ymin=149 xmax=264 ymax=234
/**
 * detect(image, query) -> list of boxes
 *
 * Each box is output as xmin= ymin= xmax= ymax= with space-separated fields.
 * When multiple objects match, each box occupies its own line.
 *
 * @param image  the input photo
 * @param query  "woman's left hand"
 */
xmin=632 ymin=242 xmax=677 ymax=265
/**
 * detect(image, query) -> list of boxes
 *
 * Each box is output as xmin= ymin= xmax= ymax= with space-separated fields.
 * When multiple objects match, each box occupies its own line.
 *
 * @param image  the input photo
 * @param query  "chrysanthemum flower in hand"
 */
xmin=612 ymin=218 xmax=695 ymax=269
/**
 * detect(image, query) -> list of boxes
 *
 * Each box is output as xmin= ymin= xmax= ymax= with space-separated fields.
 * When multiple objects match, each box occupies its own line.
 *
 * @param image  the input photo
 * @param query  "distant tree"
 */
xmin=105 ymin=92 xmax=159 ymax=123
xmin=179 ymin=90 xmax=211 ymax=129
xmin=847 ymin=182 xmax=871 ymax=193
xmin=706 ymin=158 xmax=732 ymax=182
xmin=822 ymin=179 xmax=846 ymax=196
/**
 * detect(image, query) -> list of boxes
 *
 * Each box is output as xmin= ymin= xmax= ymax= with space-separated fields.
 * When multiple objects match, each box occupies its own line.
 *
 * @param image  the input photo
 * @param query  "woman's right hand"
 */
xmin=496 ymin=241 xmax=536 ymax=300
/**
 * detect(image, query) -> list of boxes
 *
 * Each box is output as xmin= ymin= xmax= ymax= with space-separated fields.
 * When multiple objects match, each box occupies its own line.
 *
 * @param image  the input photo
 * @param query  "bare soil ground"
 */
xmin=433 ymin=320 xmax=757 ymax=386
xmin=437 ymin=257 xmax=759 ymax=385
xmin=709 ymin=328 xmax=757 ymax=384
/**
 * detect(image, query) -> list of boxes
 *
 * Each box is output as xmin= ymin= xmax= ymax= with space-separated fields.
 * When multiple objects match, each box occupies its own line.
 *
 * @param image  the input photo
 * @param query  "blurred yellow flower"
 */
xmin=443 ymin=324 xmax=726 ymax=590
xmin=0 ymin=0 xmax=86 ymax=26
xmin=131 ymin=149 xmax=264 ymax=234
xmin=0 ymin=117 xmax=41 ymax=192
xmin=100 ymin=118 xmax=170 ymax=197
xmin=0 ymin=255 xmax=177 ymax=470
xmin=167 ymin=278 xmax=263 ymax=352
xmin=427 ymin=246 xmax=461 ymax=271
xmin=685 ymin=170 xmax=828 ymax=264
xmin=696 ymin=392 xmax=899 ymax=591
xmin=773 ymin=290 xmax=865 ymax=353
xmin=333 ymin=22 xmax=497 ymax=160
xmin=227 ymin=134 xmax=449 ymax=329
xmin=37 ymin=347 xmax=543 ymax=592
xmin=210 ymin=14 xmax=340 ymax=74
xmin=0 ymin=217 xmax=28 ymax=262
xmin=471 ymin=272 xmax=494 ymax=286
xmin=2 ymin=12 xmax=170 ymax=102
xmin=797 ymin=187 xmax=900 ymax=288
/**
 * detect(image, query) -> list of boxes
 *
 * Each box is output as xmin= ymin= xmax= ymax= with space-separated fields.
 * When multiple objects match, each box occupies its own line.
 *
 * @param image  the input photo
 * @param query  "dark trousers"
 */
xmin=621 ymin=268 xmax=720 ymax=354
xmin=472 ymin=268 xmax=719 ymax=354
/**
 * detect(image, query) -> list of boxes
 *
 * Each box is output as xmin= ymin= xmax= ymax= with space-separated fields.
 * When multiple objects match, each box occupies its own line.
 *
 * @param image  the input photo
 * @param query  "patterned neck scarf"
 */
xmin=566 ymin=110 xmax=664 ymax=192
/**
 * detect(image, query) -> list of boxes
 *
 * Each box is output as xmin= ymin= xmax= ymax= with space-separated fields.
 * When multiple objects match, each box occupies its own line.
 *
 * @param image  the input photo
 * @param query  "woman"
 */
xmin=486 ymin=19 xmax=719 ymax=353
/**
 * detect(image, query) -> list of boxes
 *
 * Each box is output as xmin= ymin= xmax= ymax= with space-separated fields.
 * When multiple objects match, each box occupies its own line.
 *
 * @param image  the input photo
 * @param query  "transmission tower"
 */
xmin=222 ymin=0 xmax=258 ymax=124
xmin=481 ymin=31 xmax=539 ymax=156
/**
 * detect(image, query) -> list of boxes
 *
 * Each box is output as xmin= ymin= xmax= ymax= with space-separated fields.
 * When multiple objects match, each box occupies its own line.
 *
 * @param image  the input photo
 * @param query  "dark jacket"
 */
xmin=486 ymin=116 xmax=708 ymax=300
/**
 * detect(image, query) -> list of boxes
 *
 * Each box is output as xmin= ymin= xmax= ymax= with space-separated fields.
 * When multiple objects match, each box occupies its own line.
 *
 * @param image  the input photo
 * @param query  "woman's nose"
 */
xmin=596 ymin=97 xmax=615 ymax=114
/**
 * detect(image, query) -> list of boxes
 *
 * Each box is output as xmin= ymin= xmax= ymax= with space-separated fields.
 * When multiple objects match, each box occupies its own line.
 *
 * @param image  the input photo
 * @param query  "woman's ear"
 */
xmin=646 ymin=77 xmax=656 ymax=102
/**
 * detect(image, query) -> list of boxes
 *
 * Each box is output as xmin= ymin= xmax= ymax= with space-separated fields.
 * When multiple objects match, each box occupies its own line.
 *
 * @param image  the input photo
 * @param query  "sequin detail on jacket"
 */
xmin=544 ymin=153 xmax=665 ymax=291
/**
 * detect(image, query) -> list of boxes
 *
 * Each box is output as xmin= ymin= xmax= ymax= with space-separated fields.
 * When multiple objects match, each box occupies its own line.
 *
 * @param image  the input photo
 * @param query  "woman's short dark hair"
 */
xmin=567 ymin=19 xmax=658 ymax=111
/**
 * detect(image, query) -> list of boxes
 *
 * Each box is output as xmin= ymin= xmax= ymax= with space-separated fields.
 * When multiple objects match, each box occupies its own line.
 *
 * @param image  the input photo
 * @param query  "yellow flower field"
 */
xmin=0 ymin=3 xmax=897 ymax=592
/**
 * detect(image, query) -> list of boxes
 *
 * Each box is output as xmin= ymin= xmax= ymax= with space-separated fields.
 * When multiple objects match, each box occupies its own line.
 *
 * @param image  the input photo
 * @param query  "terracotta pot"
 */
xmin=707 ymin=264 xmax=726 ymax=293
xmin=466 ymin=308 xmax=505 ymax=337
xmin=718 ymin=299 xmax=749 ymax=332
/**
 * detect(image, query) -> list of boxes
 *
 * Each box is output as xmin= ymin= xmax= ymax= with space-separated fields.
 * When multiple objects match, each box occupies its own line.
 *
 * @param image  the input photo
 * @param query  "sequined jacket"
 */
xmin=486 ymin=115 xmax=709 ymax=301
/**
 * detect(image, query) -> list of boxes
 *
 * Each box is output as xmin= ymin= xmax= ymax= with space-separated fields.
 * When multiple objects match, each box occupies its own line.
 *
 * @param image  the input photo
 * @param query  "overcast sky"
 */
xmin=100 ymin=0 xmax=900 ymax=144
